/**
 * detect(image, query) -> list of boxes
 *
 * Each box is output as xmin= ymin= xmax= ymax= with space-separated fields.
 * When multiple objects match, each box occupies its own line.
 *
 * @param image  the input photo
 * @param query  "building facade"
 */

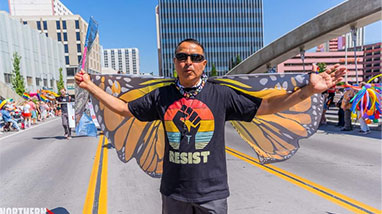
xmin=363 ymin=42 xmax=381 ymax=82
xmin=156 ymin=0 xmax=264 ymax=77
xmin=277 ymin=51 xmax=364 ymax=84
xmin=0 ymin=11 xmax=66 ymax=92
xmin=102 ymin=48 xmax=140 ymax=75
xmin=9 ymin=0 xmax=73 ymax=16
xmin=14 ymin=15 xmax=101 ymax=94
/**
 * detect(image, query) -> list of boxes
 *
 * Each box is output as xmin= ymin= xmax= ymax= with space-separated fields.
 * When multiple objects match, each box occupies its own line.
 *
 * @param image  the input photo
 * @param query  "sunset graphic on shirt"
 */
xmin=164 ymin=98 xmax=215 ymax=150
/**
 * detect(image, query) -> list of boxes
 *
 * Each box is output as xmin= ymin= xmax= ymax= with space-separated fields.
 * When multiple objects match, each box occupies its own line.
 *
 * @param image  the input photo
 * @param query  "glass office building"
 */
xmin=157 ymin=0 xmax=263 ymax=77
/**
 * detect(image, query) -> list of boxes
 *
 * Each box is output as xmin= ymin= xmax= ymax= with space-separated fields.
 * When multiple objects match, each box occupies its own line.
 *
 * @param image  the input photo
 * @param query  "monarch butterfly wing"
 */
xmin=90 ymin=74 xmax=174 ymax=177
xmin=210 ymin=73 xmax=324 ymax=164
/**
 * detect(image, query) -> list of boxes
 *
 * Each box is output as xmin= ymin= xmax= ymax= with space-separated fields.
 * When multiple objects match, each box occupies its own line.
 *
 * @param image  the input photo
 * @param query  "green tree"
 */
xmin=316 ymin=62 xmax=326 ymax=73
xmin=11 ymin=52 xmax=26 ymax=96
xmin=173 ymin=69 xmax=178 ymax=78
xmin=235 ymin=55 xmax=242 ymax=67
xmin=210 ymin=63 xmax=217 ymax=76
xmin=57 ymin=67 xmax=65 ymax=94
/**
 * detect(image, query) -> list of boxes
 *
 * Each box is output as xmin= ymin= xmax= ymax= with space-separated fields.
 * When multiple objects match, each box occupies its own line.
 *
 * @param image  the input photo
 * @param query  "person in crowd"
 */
xmin=1 ymin=105 xmax=20 ymax=131
xmin=358 ymin=82 xmax=371 ymax=134
xmin=57 ymin=88 xmax=72 ymax=139
xmin=320 ymin=91 xmax=329 ymax=125
xmin=28 ymin=99 xmax=37 ymax=125
xmin=22 ymin=100 xmax=32 ymax=129
xmin=335 ymin=88 xmax=345 ymax=127
xmin=341 ymin=88 xmax=355 ymax=131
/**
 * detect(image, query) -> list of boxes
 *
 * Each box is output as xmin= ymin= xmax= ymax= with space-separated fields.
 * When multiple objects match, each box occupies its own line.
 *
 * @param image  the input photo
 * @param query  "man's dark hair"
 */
xmin=175 ymin=38 xmax=205 ymax=54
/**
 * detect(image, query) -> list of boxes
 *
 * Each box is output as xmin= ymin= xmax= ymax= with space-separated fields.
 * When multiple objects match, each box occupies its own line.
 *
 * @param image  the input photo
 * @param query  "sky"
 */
xmin=1 ymin=0 xmax=381 ymax=75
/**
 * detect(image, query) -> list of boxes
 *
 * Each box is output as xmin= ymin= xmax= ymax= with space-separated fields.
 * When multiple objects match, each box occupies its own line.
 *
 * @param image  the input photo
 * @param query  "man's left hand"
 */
xmin=308 ymin=64 xmax=346 ymax=94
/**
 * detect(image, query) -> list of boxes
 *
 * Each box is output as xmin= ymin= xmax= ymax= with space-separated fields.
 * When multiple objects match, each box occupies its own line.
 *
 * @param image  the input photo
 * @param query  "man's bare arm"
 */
xmin=75 ymin=71 xmax=134 ymax=118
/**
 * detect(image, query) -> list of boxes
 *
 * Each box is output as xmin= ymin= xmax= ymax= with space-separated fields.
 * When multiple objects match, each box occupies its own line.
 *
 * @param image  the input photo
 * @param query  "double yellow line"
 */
xmin=226 ymin=146 xmax=381 ymax=214
xmin=81 ymin=135 xmax=381 ymax=214
xmin=83 ymin=135 xmax=109 ymax=214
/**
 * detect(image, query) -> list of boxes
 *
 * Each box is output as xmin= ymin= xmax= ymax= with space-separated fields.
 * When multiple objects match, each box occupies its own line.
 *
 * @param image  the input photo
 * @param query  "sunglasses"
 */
xmin=175 ymin=53 xmax=205 ymax=63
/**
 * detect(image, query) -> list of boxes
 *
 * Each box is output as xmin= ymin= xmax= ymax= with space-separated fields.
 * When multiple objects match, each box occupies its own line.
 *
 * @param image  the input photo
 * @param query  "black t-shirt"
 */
xmin=57 ymin=95 xmax=71 ymax=114
xmin=128 ymin=82 xmax=262 ymax=203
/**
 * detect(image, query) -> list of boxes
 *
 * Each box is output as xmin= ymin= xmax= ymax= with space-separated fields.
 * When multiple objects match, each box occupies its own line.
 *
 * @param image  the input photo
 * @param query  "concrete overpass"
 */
xmin=227 ymin=0 xmax=382 ymax=75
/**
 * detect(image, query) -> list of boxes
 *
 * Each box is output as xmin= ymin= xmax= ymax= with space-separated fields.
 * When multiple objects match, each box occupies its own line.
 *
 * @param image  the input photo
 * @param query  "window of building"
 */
xmin=37 ymin=21 xmax=41 ymax=30
xmin=50 ymin=79 xmax=54 ymax=87
xmin=45 ymin=33 xmax=48 ymax=37
xmin=43 ymin=21 xmax=47 ymax=30
xmin=23 ymin=21 xmax=27 ymax=25
xmin=43 ymin=79 xmax=48 ymax=87
xmin=76 ymin=32 xmax=80 ymax=41
xmin=57 ymin=33 xmax=62 ymax=41
xmin=36 ymin=78 xmax=41 ymax=86
xmin=75 ymin=20 xmax=79 ymax=29
xmin=62 ymin=20 xmax=67 ymax=29
xmin=56 ymin=20 xmax=61 ymax=29
xmin=65 ymin=56 xmax=70 ymax=64
xmin=78 ymin=56 xmax=82 ymax=63
xmin=4 ymin=73 xmax=11 ymax=84
xmin=27 ymin=77 xmax=33 ymax=86
xmin=63 ymin=32 xmax=67 ymax=41
xmin=77 ymin=44 xmax=81 ymax=53
xmin=67 ymin=68 xmax=75 ymax=77
xmin=64 ymin=44 xmax=68 ymax=53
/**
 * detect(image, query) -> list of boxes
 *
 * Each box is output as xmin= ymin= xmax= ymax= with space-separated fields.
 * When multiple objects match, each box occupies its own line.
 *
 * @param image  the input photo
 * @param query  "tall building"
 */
xmin=8 ymin=0 xmax=101 ymax=95
xmin=0 ymin=11 xmax=66 ymax=92
xmin=363 ymin=42 xmax=381 ymax=82
xmin=102 ymin=48 xmax=140 ymax=75
xmin=9 ymin=0 xmax=73 ymax=16
xmin=13 ymin=15 xmax=101 ymax=95
xmin=156 ymin=0 xmax=264 ymax=77
xmin=277 ymin=51 xmax=364 ymax=84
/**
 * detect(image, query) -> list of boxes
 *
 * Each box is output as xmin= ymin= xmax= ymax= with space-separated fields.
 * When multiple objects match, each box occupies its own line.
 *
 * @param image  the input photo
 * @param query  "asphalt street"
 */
xmin=0 ymin=118 xmax=381 ymax=214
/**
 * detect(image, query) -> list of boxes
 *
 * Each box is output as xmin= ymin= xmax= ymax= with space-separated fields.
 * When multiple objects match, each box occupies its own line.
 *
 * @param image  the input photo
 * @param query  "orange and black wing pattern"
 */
xmin=90 ymin=74 xmax=174 ymax=177
xmin=209 ymin=73 xmax=324 ymax=164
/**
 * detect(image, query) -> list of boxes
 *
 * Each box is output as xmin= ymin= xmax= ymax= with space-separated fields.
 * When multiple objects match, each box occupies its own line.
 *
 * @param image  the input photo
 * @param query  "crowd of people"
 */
xmin=0 ymin=97 xmax=61 ymax=133
xmin=320 ymin=84 xmax=376 ymax=135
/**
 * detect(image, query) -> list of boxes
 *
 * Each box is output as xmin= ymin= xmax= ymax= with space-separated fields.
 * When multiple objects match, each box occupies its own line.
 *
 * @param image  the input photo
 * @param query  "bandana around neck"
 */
xmin=175 ymin=73 xmax=208 ymax=99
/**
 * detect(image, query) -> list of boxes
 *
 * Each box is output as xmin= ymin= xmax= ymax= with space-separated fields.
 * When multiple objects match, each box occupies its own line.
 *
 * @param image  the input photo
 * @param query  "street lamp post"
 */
xmin=351 ymin=27 xmax=359 ymax=84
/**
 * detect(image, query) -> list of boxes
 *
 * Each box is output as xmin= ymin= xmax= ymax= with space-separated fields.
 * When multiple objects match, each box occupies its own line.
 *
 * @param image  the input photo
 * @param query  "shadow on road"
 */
xmin=318 ymin=124 xmax=381 ymax=140
xmin=32 ymin=135 xmax=94 ymax=140
xmin=103 ymin=143 xmax=115 ymax=149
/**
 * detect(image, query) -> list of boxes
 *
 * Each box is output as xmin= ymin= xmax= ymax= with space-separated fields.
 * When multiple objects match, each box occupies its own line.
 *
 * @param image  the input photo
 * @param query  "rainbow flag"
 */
xmin=37 ymin=93 xmax=48 ymax=102
xmin=23 ymin=92 xmax=31 ymax=100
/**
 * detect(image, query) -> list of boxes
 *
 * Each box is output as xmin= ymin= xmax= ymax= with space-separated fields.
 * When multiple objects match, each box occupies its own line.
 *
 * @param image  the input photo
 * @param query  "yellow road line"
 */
xmin=225 ymin=146 xmax=381 ymax=214
xmin=83 ymin=135 xmax=108 ymax=214
xmin=98 ymin=137 xmax=108 ymax=213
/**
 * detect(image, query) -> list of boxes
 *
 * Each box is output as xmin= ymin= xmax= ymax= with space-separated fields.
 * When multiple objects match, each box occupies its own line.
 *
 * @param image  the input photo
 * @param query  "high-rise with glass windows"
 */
xmin=156 ymin=0 xmax=263 ymax=77
xmin=102 ymin=48 xmax=140 ymax=75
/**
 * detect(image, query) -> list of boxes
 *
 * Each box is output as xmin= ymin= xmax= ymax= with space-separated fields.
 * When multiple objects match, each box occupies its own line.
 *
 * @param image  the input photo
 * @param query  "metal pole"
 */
xmin=344 ymin=35 xmax=348 ymax=83
xmin=351 ymin=27 xmax=358 ymax=84
xmin=300 ymin=49 xmax=306 ymax=72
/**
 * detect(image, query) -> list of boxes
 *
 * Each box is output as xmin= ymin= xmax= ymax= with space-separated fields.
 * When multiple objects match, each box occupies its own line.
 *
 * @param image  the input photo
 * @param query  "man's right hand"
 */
xmin=75 ymin=70 xmax=92 ymax=90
